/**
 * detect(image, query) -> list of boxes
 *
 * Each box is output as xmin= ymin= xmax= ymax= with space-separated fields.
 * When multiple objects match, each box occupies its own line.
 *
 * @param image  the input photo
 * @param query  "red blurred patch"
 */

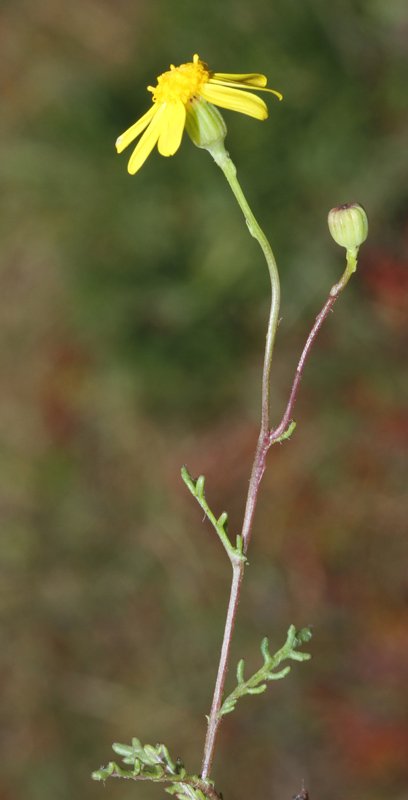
xmin=361 ymin=247 xmax=408 ymax=329
xmin=315 ymin=692 xmax=408 ymax=778
xmin=40 ymin=341 xmax=90 ymax=447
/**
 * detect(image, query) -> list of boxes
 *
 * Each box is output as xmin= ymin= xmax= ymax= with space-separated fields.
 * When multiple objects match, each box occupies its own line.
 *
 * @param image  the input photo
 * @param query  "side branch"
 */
xmin=105 ymin=770 xmax=222 ymax=800
xmin=270 ymin=292 xmax=338 ymax=443
xmin=271 ymin=247 xmax=360 ymax=444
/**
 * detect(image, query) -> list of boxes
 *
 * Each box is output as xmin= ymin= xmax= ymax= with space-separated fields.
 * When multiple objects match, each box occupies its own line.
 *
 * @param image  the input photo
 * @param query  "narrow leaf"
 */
xmin=180 ymin=466 xmax=195 ymax=493
xmin=247 ymin=683 xmax=267 ymax=695
xmin=92 ymin=762 xmax=116 ymax=781
xmin=217 ymin=511 xmax=228 ymax=529
xmin=289 ymin=651 xmax=311 ymax=662
xmin=286 ymin=625 xmax=296 ymax=648
xmin=112 ymin=742 xmax=134 ymax=757
xmin=260 ymin=636 xmax=271 ymax=663
xmin=267 ymin=666 xmax=291 ymax=680
xmin=275 ymin=420 xmax=297 ymax=442
xmin=195 ymin=475 xmax=205 ymax=498
xmin=236 ymin=658 xmax=245 ymax=684
xmin=143 ymin=744 xmax=160 ymax=762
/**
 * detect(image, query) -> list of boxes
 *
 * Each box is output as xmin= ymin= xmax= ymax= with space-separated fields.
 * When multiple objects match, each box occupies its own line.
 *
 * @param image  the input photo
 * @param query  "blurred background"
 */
xmin=1 ymin=1 xmax=408 ymax=799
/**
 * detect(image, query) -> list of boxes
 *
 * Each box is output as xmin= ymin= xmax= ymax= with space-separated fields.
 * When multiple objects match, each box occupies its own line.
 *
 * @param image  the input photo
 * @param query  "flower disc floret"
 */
xmin=148 ymin=57 xmax=210 ymax=106
xmin=116 ymin=54 xmax=283 ymax=175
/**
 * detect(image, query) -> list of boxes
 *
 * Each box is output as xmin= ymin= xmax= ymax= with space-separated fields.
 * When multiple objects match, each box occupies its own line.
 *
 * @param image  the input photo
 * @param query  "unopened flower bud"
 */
xmin=328 ymin=203 xmax=368 ymax=250
xmin=185 ymin=98 xmax=227 ymax=150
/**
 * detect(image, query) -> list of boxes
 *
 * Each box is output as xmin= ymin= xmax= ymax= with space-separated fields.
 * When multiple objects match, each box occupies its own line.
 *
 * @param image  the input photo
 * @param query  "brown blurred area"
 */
xmin=1 ymin=2 xmax=407 ymax=800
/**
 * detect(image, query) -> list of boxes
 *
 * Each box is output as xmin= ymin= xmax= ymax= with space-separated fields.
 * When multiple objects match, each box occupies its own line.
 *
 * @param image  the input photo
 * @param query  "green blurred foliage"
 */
xmin=1 ymin=2 xmax=407 ymax=800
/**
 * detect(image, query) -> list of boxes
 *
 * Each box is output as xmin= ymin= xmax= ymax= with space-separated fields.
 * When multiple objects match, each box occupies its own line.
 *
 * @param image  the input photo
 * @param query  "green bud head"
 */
xmin=185 ymin=98 xmax=227 ymax=150
xmin=328 ymin=203 xmax=368 ymax=250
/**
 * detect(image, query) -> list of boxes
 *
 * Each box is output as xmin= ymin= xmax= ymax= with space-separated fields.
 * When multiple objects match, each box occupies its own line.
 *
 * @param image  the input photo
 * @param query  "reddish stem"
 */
xmin=201 ymin=283 xmax=343 ymax=781
xmin=270 ymin=292 xmax=338 ymax=443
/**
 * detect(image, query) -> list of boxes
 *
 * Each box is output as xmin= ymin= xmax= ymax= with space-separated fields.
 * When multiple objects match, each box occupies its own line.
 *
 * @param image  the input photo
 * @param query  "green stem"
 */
xmin=330 ymin=246 xmax=358 ymax=296
xmin=209 ymin=145 xmax=281 ymax=435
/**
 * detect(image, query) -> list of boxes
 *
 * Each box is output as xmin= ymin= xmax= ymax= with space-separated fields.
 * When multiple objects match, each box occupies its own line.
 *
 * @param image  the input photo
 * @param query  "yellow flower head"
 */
xmin=116 ymin=54 xmax=283 ymax=175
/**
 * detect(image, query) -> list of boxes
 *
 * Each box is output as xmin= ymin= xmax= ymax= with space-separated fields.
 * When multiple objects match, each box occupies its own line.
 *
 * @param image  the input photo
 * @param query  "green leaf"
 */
xmin=266 ymin=666 xmax=291 ymax=680
xmin=195 ymin=475 xmax=205 ymax=499
xmin=92 ymin=762 xmax=115 ymax=781
xmin=260 ymin=636 xmax=271 ymax=663
xmin=247 ymin=684 xmax=267 ymax=695
xmin=92 ymin=740 xmax=219 ymax=799
xmin=217 ymin=511 xmax=228 ymax=529
xmin=181 ymin=465 xmax=245 ymax=563
xmin=219 ymin=624 xmax=312 ymax=718
xmin=236 ymin=658 xmax=245 ymax=684
xmin=112 ymin=742 xmax=134 ymax=757
xmin=273 ymin=420 xmax=297 ymax=443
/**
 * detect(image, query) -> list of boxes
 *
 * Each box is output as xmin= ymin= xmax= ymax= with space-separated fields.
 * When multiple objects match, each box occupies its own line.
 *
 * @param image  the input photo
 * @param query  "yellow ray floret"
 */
xmin=116 ymin=54 xmax=282 ymax=175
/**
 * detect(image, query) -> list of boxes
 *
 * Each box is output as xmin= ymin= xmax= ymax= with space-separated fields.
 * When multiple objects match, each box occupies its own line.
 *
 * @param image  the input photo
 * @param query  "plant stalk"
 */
xmin=201 ymin=146 xmax=358 ymax=782
xmin=201 ymin=149 xmax=281 ymax=780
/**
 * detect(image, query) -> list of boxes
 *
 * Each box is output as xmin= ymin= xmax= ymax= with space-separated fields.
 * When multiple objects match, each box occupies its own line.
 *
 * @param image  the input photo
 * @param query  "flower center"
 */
xmin=148 ymin=55 xmax=210 ymax=106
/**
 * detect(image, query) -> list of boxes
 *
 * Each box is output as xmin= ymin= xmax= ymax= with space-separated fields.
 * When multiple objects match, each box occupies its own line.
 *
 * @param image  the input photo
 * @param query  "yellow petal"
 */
xmin=200 ymin=83 xmax=268 ymax=120
xmin=127 ymin=105 xmax=166 ymax=174
xmin=157 ymin=100 xmax=186 ymax=157
xmin=210 ymin=78 xmax=283 ymax=101
xmin=115 ymin=105 xmax=157 ymax=153
xmin=211 ymin=72 xmax=267 ymax=88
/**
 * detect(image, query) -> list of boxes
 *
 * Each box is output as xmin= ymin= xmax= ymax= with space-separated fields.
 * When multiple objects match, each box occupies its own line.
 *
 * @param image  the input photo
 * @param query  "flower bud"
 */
xmin=328 ymin=203 xmax=368 ymax=250
xmin=185 ymin=98 xmax=227 ymax=150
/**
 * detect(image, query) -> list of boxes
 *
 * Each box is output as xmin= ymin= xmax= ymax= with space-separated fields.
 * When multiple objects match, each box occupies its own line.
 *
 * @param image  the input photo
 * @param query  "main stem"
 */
xmin=200 ymin=148 xmax=358 ymax=783
xmin=201 ymin=147 xmax=281 ymax=781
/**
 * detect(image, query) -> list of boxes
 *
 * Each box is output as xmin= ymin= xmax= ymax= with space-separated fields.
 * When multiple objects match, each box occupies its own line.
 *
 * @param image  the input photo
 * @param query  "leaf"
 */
xmin=266 ymin=666 xmax=291 ymax=680
xmin=217 ymin=511 xmax=228 ymax=529
xmin=92 ymin=740 xmax=219 ymax=799
xmin=236 ymin=658 xmax=245 ymax=684
xmin=112 ymin=742 xmax=134 ymax=757
xmin=247 ymin=684 xmax=267 ymax=695
xmin=260 ymin=636 xmax=271 ymax=663
xmin=195 ymin=475 xmax=205 ymax=499
xmin=219 ymin=625 xmax=312 ymax=718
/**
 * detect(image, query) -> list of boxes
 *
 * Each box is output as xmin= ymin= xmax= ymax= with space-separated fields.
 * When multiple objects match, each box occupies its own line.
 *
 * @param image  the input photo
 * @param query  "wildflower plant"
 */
xmin=93 ymin=55 xmax=368 ymax=800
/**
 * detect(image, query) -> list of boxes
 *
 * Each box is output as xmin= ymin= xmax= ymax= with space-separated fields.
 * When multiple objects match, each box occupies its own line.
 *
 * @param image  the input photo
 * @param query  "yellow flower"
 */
xmin=116 ymin=54 xmax=282 ymax=175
